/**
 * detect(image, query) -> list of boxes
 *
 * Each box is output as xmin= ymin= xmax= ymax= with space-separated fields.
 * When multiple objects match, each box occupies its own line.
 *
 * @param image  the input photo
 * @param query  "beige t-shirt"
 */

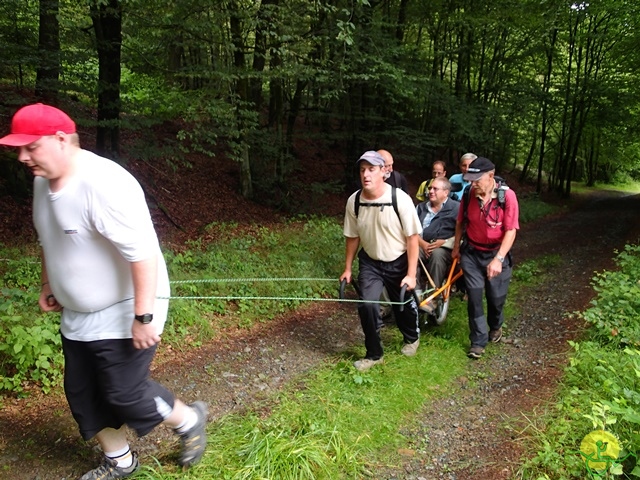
xmin=344 ymin=184 xmax=422 ymax=262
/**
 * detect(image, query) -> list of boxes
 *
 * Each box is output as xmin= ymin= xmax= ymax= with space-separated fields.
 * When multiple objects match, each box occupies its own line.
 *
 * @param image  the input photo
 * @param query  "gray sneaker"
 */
xmin=401 ymin=339 xmax=420 ymax=356
xmin=177 ymin=401 xmax=208 ymax=467
xmin=353 ymin=357 xmax=384 ymax=372
xmin=80 ymin=452 xmax=139 ymax=479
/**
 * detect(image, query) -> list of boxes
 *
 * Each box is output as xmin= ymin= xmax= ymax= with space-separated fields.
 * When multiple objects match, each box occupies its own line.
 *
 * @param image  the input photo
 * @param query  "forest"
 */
xmin=1 ymin=0 xmax=640 ymax=203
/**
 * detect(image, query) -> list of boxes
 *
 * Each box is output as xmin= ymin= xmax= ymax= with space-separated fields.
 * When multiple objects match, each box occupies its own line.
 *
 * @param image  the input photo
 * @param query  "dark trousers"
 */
xmin=419 ymin=247 xmax=452 ymax=289
xmin=62 ymin=335 xmax=176 ymax=440
xmin=357 ymin=250 xmax=419 ymax=359
xmin=460 ymin=247 xmax=512 ymax=348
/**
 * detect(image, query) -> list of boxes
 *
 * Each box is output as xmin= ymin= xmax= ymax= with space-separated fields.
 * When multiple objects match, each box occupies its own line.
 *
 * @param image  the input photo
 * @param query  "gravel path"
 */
xmin=1 ymin=191 xmax=639 ymax=479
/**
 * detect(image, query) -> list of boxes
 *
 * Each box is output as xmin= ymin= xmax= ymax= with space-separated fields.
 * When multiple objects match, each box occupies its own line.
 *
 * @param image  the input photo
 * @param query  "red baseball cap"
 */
xmin=0 ymin=103 xmax=76 ymax=147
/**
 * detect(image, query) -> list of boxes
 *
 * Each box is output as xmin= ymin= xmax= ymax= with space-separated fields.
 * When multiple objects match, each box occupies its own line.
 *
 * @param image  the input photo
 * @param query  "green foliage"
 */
xmin=0 ymin=295 xmax=63 ymax=395
xmin=160 ymin=217 xmax=345 ymax=345
xmin=518 ymin=243 xmax=640 ymax=479
xmin=141 ymin=317 xmax=470 ymax=479
xmin=0 ymin=246 xmax=63 ymax=395
xmin=579 ymin=244 xmax=640 ymax=348
xmin=513 ymin=255 xmax=562 ymax=285
xmin=1 ymin=253 xmax=41 ymax=289
xmin=518 ymin=195 xmax=562 ymax=224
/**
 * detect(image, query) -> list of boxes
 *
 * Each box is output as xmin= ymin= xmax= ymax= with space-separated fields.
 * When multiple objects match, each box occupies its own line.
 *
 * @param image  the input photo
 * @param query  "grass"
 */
xmin=516 ymin=244 xmax=640 ymax=479
xmin=0 ymin=190 xmax=612 ymax=477
xmin=135 ymin=301 xmax=472 ymax=479
xmin=572 ymin=181 xmax=640 ymax=195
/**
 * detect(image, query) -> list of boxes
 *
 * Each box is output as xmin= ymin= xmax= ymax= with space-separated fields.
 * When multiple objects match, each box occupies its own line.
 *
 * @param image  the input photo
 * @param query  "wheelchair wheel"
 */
xmin=432 ymin=293 xmax=450 ymax=326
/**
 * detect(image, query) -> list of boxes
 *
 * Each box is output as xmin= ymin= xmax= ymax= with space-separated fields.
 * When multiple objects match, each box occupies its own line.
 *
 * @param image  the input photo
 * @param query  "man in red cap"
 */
xmin=0 ymin=104 xmax=207 ymax=478
xmin=452 ymin=157 xmax=519 ymax=359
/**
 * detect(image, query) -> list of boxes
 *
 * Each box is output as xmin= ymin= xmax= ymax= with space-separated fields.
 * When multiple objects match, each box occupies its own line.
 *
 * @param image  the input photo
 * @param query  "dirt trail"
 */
xmin=1 ymin=191 xmax=639 ymax=480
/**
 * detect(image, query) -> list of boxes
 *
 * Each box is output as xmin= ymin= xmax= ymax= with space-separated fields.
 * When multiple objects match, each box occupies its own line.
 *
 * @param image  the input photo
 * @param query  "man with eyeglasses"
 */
xmin=451 ymin=157 xmax=519 ymax=359
xmin=378 ymin=149 xmax=408 ymax=192
xmin=415 ymin=177 xmax=459 ymax=311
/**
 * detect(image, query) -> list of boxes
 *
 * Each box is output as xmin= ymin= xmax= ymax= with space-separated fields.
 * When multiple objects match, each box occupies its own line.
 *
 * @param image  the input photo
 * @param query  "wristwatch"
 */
xmin=134 ymin=313 xmax=153 ymax=324
xmin=496 ymin=254 xmax=505 ymax=264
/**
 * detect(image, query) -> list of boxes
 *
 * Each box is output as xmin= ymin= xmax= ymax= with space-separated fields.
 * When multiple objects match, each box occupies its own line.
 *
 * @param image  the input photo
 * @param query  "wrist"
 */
xmin=495 ymin=254 xmax=505 ymax=263
xmin=134 ymin=313 xmax=154 ymax=324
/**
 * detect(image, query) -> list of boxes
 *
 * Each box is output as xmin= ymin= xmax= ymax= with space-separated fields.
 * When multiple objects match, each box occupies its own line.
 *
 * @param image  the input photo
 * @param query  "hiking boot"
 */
xmin=353 ymin=357 xmax=384 ymax=372
xmin=489 ymin=328 xmax=503 ymax=343
xmin=401 ymin=339 xmax=420 ymax=357
xmin=80 ymin=453 xmax=139 ymax=479
xmin=467 ymin=346 xmax=485 ymax=359
xmin=177 ymin=401 xmax=208 ymax=467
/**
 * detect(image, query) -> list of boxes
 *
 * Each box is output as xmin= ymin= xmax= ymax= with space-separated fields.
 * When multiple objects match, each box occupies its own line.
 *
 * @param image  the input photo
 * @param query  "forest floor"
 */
xmin=1 ymin=146 xmax=640 ymax=479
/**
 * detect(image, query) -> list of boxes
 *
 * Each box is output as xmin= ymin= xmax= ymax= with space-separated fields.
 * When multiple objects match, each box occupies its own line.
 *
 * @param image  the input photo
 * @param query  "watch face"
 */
xmin=136 ymin=314 xmax=153 ymax=324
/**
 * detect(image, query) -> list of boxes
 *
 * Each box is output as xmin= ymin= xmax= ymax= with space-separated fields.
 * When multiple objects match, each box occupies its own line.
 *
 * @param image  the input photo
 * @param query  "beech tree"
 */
xmin=1 ymin=0 xmax=639 ymax=199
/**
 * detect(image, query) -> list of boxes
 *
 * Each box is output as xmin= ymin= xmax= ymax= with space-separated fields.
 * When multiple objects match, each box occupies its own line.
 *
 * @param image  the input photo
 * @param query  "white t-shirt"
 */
xmin=33 ymin=150 xmax=170 ymax=341
xmin=343 ymin=184 xmax=422 ymax=262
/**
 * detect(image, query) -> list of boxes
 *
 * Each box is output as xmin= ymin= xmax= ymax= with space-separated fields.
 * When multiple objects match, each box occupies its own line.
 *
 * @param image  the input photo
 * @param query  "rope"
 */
xmin=165 ymin=276 xmax=414 ymax=305
xmin=158 ymin=294 xmax=413 ymax=306
xmin=169 ymin=277 xmax=335 ymax=285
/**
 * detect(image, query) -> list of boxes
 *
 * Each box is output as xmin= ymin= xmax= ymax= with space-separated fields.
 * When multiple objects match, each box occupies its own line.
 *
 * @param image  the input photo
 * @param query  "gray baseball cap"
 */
xmin=356 ymin=151 xmax=385 ymax=167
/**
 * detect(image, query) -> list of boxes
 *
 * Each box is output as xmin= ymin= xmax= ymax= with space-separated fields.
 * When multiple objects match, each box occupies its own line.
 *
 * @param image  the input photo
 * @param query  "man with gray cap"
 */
xmin=452 ymin=157 xmax=519 ymax=359
xmin=340 ymin=150 xmax=422 ymax=371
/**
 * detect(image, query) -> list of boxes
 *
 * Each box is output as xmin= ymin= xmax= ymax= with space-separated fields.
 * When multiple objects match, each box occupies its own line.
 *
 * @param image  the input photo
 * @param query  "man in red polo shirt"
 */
xmin=452 ymin=157 xmax=519 ymax=359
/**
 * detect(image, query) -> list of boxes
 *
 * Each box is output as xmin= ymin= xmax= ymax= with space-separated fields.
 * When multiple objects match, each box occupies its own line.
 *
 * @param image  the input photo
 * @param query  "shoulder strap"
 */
xmin=354 ymin=186 xmax=403 ymax=229
xmin=391 ymin=186 xmax=403 ymax=230
xmin=462 ymin=184 xmax=471 ymax=222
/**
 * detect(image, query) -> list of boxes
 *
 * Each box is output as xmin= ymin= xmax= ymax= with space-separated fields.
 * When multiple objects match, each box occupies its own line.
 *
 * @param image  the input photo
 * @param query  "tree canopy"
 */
xmin=1 ymin=0 xmax=640 ymax=200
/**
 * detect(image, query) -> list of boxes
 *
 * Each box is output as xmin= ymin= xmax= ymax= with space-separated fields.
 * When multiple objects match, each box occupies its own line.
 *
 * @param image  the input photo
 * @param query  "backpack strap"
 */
xmin=354 ymin=186 xmax=403 ymax=230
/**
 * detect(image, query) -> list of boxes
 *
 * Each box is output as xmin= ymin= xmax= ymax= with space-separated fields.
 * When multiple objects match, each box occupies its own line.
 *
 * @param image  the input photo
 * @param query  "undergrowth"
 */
xmin=518 ymin=243 xmax=640 ymax=479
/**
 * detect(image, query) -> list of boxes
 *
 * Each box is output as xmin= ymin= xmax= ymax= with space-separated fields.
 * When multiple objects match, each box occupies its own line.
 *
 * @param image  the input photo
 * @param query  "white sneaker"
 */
xmin=401 ymin=339 xmax=420 ymax=356
xmin=353 ymin=357 xmax=384 ymax=372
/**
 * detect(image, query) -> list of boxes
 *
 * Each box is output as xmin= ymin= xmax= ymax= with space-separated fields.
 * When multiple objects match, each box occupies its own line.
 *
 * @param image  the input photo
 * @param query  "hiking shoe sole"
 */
xmin=177 ymin=401 xmax=208 ymax=467
xmin=489 ymin=328 xmax=503 ymax=343
xmin=467 ymin=347 xmax=485 ymax=359
xmin=80 ymin=452 xmax=139 ymax=479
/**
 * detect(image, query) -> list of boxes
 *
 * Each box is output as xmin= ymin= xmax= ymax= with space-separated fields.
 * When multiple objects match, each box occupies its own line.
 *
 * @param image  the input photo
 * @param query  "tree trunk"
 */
xmin=229 ymin=0 xmax=253 ymax=198
xmin=35 ymin=0 xmax=60 ymax=102
xmin=90 ymin=0 xmax=122 ymax=160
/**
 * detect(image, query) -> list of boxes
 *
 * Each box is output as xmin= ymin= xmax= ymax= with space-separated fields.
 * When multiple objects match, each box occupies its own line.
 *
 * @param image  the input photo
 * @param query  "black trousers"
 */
xmin=357 ymin=250 xmax=419 ymax=360
xmin=460 ymin=246 xmax=512 ymax=348
xmin=419 ymin=246 xmax=452 ymax=289
xmin=62 ymin=335 xmax=176 ymax=440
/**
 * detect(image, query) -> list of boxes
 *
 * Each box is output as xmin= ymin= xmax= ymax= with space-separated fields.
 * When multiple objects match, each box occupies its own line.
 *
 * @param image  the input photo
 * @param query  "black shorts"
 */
xmin=61 ymin=335 xmax=175 ymax=440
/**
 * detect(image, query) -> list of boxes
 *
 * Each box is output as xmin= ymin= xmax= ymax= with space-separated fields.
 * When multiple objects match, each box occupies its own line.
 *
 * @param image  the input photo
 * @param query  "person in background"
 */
xmin=379 ymin=149 xmax=408 ymax=193
xmin=377 ymin=149 xmax=408 ymax=318
xmin=341 ymin=151 xmax=422 ymax=372
xmin=451 ymin=157 xmax=519 ymax=359
xmin=449 ymin=153 xmax=477 ymax=200
xmin=415 ymin=177 xmax=459 ymax=312
xmin=416 ymin=160 xmax=447 ymax=202
xmin=0 ymin=103 xmax=208 ymax=479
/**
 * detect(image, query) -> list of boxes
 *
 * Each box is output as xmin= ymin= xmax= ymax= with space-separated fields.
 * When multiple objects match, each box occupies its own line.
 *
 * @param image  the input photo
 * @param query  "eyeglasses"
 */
xmin=428 ymin=187 xmax=441 ymax=192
